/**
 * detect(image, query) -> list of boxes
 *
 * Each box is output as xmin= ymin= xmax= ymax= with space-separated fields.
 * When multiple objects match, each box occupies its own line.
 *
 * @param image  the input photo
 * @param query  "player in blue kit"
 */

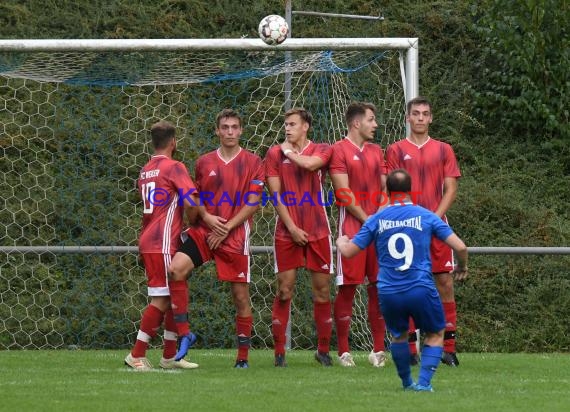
xmin=336 ymin=169 xmax=468 ymax=392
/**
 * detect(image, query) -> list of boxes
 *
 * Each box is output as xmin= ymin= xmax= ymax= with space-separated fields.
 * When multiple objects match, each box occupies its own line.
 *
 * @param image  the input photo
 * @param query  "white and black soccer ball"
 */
xmin=258 ymin=15 xmax=289 ymax=45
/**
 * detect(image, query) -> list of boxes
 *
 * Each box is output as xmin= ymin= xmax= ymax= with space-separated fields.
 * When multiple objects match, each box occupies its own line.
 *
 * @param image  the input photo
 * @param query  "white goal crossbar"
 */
xmin=0 ymin=37 xmax=419 ymax=107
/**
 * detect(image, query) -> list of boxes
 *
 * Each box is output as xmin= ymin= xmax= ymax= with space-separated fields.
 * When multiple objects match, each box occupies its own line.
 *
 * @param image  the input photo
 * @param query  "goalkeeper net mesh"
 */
xmin=0 ymin=46 xmax=406 ymax=350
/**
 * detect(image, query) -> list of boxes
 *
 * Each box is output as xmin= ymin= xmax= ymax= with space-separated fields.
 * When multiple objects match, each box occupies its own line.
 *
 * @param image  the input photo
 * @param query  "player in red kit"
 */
xmin=385 ymin=96 xmax=462 ymax=367
xmin=125 ymin=120 xmax=199 ymax=371
xmin=329 ymin=102 xmax=388 ymax=367
xmin=168 ymin=109 xmax=264 ymax=368
xmin=265 ymin=108 xmax=334 ymax=367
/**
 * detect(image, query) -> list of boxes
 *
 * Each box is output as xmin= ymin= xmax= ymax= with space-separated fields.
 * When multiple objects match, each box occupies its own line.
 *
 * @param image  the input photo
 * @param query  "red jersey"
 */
xmin=265 ymin=142 xmax=332 ymax=241
xmin=385 ymin=137 xmax=461 ymax=212
xmin=329 ymin=137 xmax=387 ymax=237
xmin=138 ymin=155 xmax=196 ymax=254
xmin=194 ymin=148 xmax=264 ymax=254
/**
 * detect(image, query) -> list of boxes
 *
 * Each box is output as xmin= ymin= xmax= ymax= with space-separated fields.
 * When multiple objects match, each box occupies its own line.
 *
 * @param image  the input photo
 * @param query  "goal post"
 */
xmin=0 ymin=37 xmax=418 ymax=350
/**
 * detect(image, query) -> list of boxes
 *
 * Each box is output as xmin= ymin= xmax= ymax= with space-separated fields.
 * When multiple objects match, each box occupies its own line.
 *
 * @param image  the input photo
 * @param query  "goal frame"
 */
xmin=0 ymin=37 xmax=419 ymax=256
xmin=0 ymin=37 xmax=418 ymax=351
xmin=0 ymin=37 xmax=418 ymax=108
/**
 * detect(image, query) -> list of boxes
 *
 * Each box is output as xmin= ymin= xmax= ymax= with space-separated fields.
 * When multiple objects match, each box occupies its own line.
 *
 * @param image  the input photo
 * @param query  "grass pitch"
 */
xmin=1 ymin=350 xmax=568 ymax=411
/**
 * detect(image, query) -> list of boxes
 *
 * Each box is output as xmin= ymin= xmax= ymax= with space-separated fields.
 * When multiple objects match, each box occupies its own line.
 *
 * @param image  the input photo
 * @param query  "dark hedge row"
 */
xmin=1 ymin=0 xmax=568 ymax=352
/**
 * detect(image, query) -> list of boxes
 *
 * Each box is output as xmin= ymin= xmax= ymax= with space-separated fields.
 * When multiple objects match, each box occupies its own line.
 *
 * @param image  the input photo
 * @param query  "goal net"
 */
xmin=0 ymin=38 xmax=417 ymax=350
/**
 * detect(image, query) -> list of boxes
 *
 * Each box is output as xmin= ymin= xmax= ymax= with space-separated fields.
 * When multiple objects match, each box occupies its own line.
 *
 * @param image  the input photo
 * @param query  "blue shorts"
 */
xmin=379 ymin=285 xmax=445 ymax=338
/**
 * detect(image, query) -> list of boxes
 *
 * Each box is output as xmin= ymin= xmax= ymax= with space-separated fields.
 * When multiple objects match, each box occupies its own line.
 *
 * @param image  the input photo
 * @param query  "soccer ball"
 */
xmin=258 ymin=15 xmax=289 ymax=45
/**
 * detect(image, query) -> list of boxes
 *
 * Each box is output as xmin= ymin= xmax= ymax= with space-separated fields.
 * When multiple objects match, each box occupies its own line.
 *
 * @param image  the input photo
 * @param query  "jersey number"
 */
xmin=141 ymin=182 xmax=155 ymax=214
xmin=387 ymin=233 xmax=413 ymax=271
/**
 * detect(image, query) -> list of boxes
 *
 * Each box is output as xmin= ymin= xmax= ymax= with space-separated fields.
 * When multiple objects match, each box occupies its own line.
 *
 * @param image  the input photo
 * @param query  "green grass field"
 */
xmin=2 ymin=350 xmax=568 ymax=411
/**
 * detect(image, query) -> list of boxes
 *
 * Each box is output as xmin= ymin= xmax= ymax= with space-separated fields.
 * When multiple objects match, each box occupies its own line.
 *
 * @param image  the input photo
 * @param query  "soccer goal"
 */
xmin=0 ymin=38 xmax=418 ymax=350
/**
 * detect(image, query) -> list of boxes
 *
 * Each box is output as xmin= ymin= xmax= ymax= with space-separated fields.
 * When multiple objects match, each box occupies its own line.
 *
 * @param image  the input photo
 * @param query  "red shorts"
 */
xmin=336 ymin=242 xmax=378 ymax=285
xmin=274 ymin=236 xmax=334 ymax=274
xmin=431 ymin=236 xmax=454 ymax=273
xmin=140 ymin=253 xmax=171 ymax=296
xmin=186 ymin=226 xmax=250 ymax=283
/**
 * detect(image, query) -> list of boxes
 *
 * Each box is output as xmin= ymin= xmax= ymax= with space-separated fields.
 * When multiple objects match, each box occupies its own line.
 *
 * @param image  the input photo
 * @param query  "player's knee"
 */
xmin=312 ymin=288 xmax=330 ymax=303
xmin=424 ymin=330 xmax=444 ymax=347
xmin=232 ymin=287 xmax=251 ymax=308
xmin=435 ymin=273 xmax=454 ymax=295
xmin=235 ymin=301 xmax=252 ymax=317
xmin=150 ymin=296 xmax=170 ymax=312
xmin=277 ymin=284 xmax=294 ymax=301
xmin=168 ymin=258 xmax=194 ymax=281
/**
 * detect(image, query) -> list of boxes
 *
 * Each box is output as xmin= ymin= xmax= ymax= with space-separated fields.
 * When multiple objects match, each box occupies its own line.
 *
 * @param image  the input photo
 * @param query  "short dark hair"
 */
xmin=285 ymin=107 xmax=312 ymax=128
xmin=150 ymin=120 xmax=176 ymax=149
xmin=406 ymin=96 xmax=432 ymax=115
xmin=345 ymin=102 xmax=376 ymax=126
xmin=216 ymin=108 xmax=242 ymax=128
xmin=386 ymin=169 xmax=412 ymax=194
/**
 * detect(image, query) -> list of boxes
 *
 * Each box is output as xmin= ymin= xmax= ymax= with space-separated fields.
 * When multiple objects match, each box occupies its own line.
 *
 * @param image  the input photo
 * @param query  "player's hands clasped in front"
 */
xmin=207 ymin=232 xmax=228 ymax=250
xmin=451 ymin=267 xmax=468 ymax=281
xmin=202 ymin=212 xmax=229 ymax=237
xmin=288 ymin=225 xmax=309 ymax=246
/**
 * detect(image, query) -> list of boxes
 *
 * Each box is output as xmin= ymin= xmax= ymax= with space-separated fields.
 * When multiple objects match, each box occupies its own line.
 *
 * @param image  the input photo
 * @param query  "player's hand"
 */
xmin=451 ymin=267 xmax=468 ymax=281
xmin=289 ymin=226 xmax=309 ymax=246
xmin=280 ymin=141 xmax=296 ymax=154
xmin=207 ymin=232 xmax=227 ymax=250
xmin=202 ymin=213 xmax=229 ymax=236
xmin=335 ymin=235 xmax=350 ymax=248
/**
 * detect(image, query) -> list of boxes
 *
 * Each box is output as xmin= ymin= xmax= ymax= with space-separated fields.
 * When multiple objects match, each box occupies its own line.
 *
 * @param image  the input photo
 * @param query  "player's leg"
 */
xmin=334 ymin=284 xmax=357 ymax=365
xmin=379 ymin=289 xmax=414 ymax=389
xmin=215 ymin=251 xmax=253 ymax=368
xmin=408 ymin=318 xmax=420 ymax=365
xmin=159 ymin=307 xmax=199 ymax=369
xmin=232 ymin=282 xmax=252 ymax=368
xmin=365 ymin=245 xmax=387 ymax=367
xmin=272 ymin=269 xmax=296 ymax=365
xmin=168 ymin=229 xmax=209 ymax=360
xmin=410 ymin=286 xmax=446 ymax=392
xmin=125 ymin=253 xmax=170 ymax=371
xmin=434 ymin=272 xmax=457 ymax=364
xmin=307 ymin=236 xmax=334 ymax=366
xmin=272 ymin=238 xmax=303 ymax=366
xmin=162 ymin=308 xmax=178 ymax=360
xmin=311 ymin=271 xmax=334 ymax=366
xmin=333 ymin=248 xmax=362 ymax=366
xmin=432 ymin=237 xmax=459 ymax=366
xmin=126 ymin=296 xmax=169 ymax=371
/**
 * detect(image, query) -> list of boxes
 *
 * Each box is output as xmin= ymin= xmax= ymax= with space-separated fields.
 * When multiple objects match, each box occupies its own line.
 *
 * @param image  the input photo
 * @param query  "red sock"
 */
xmin=132 ymin=304 xmax=163 ymax=358
xmin=334 ymin=285 xmax=356 ymax=355
xmin=272 ymin=296 xmax=291 ymax=355
xmin=169 ymin=280 xmax=190 ymax=336
xmin=314 ymin=301 xmax=332 ymax=353
xmin=236 ymin=315 xmax=253 ymax=361
xmin=408 ymin=317 xmax=418 ymax=355
xmin=367 ymin=284 xmax=386 ymax=352
xmin=442 ymin=301 xmax=457 ymax=353
xmin=162 ymin=308 xmax=177 ymax=359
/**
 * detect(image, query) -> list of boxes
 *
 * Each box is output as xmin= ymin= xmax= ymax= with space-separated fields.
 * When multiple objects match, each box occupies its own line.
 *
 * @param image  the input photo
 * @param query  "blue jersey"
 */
xmin=352 ymin=202 xmax=453 ymax=294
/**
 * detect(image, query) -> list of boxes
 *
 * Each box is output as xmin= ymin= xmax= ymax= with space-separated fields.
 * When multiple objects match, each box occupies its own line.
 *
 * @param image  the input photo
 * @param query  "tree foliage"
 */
xmin=1 ymin=0 xmax=569 ymax=352
xmin=472 ymin=0 xmax=569 ymax=141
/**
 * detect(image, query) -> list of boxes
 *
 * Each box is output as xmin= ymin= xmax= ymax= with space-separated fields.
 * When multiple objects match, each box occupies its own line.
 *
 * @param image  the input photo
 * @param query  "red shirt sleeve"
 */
xmin=313 ymin=143 xmax=332 ymax=165
xmin=443 ymin=143 xmax=461 ymax=178
xmin=248 ymin=155 xmax=265 ymax=192
xmin=329 ymin=141 xmax=348 ymax=175
xmin=265 ymin=146 xmax=281 ymax=177
xmin=385 ymin=143 xmax=401 ymax=173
